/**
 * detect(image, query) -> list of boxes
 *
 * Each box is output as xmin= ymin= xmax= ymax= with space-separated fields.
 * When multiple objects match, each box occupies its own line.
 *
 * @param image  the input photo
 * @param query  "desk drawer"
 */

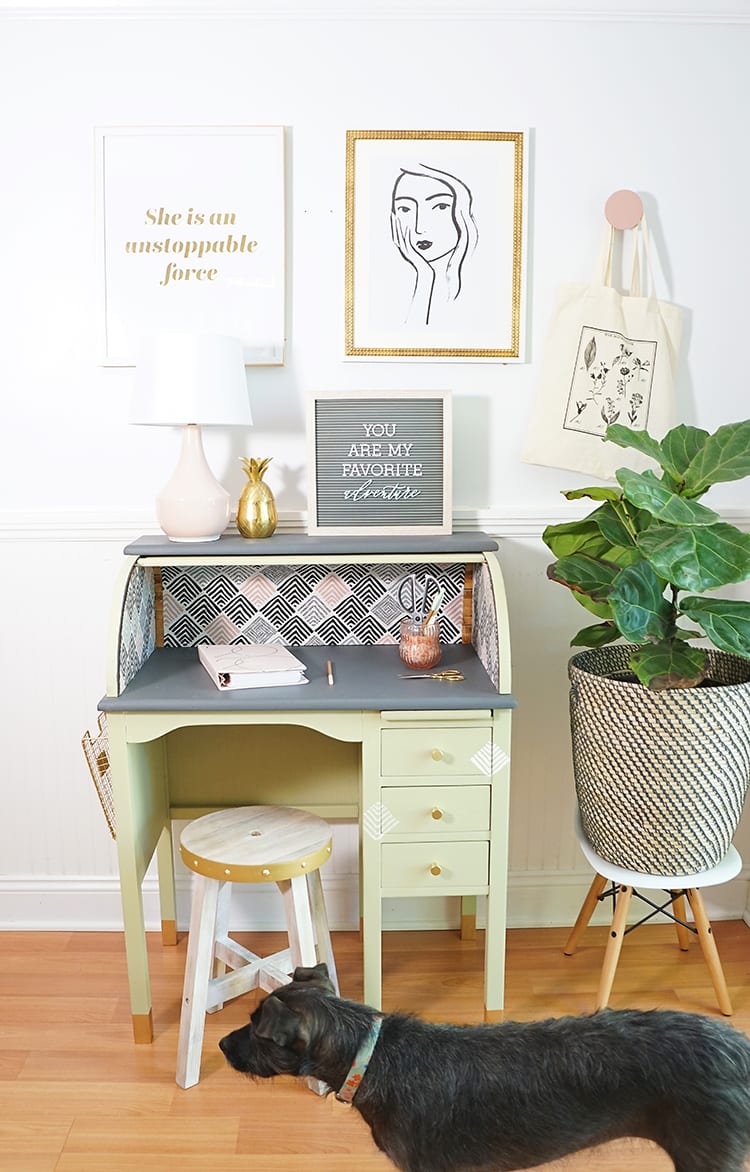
xmin=380 ymin=727 xmax=491 ymax=778
xmin=381 ymin=842 xmax=489 ymax=888
xmin=380 ymin=785 xmax=490 ymax=834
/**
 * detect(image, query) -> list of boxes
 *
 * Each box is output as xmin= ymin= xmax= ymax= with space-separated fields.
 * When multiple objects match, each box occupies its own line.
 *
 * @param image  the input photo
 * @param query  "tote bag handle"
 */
xmin=595 ymin=212 xmax=659 ymax=305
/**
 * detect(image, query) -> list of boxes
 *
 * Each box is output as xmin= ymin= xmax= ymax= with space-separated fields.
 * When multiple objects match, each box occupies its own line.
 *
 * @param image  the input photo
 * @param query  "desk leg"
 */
xmin=117 ymin=845 xmax=155 ymax=1044
xmin=132 ymin=1012 xmax=154 ymax=1044
xmin=156 ymin=823 xmax=177 ymax=946
xmin=460 ymin=896 xmax=477 ymax=940
xmin=360 ymin=723 xmax=382 ymax=1009
xmin=109 ymin=724 xmax=167 ymax=1044
xmin=361 ymin=856 xmax=382 ymax=1010
xmin=483 ymin=884 xmax=506 ymax=1023
xmin=484 ymin=724 xmax=510 ymax=1022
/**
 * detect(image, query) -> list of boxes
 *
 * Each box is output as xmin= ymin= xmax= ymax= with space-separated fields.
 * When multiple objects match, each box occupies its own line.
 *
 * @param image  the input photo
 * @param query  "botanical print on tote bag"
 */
xmin=564 ymin=327 xmax=656 ymax=436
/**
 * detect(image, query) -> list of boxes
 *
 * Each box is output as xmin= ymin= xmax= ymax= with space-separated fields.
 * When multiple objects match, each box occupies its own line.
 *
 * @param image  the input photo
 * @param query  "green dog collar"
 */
xmin=335 ymin=1016 xmax=383 ymax=1103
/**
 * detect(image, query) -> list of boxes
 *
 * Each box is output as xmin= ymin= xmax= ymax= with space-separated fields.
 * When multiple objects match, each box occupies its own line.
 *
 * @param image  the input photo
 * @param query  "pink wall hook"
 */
xmin=604 ymin=189 xmax=644 ymax=229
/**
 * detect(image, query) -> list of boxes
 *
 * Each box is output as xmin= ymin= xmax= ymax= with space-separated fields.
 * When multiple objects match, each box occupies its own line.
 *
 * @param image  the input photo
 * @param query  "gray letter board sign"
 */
xmin=307 ymin=390 xmax=452 ymax=536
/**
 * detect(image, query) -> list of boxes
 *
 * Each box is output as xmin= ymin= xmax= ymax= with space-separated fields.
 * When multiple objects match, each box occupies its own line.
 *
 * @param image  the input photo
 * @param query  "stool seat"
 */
xmin=180 ymin=806 xmax=333 ymax=883
xmin=565 ymin=810 xmax=740 ymax=1016
xmin=176 ymin=805 xmax=338 ymax=1089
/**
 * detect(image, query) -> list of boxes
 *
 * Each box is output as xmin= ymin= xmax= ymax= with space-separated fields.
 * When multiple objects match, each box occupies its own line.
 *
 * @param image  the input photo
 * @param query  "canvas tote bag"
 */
xmin=522 ymin=215 xmax=683 ymax=480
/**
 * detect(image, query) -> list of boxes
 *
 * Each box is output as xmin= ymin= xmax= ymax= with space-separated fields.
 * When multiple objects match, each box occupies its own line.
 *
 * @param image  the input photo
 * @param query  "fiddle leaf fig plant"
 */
xmin=543 ymin=419 xmax=750 ymax=690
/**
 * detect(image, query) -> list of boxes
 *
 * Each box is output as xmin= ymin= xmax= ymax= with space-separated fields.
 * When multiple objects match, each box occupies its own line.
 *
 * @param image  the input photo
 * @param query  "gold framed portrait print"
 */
xmin=345 ymin=129 xmax=527 ymax=361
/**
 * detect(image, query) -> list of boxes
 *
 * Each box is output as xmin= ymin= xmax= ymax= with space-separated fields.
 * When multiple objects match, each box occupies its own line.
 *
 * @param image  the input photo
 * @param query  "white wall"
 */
xmin=2 ymin=0 xmax=749 ymax=933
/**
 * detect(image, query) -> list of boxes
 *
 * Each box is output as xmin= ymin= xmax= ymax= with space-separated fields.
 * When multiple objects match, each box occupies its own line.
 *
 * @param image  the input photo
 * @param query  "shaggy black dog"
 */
xmin=220 ymin=963 xmax=750 ymax=1172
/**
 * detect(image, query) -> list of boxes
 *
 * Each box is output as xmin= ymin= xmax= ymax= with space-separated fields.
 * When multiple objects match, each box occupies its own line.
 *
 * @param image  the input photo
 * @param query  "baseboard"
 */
xmin=1 ymin=870 xmax=747 ymax=932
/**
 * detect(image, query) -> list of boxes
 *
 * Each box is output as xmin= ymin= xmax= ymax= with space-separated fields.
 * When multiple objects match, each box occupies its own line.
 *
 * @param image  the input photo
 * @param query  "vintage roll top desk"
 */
xmin=99 ymin=532 xmax=515 ymax=1042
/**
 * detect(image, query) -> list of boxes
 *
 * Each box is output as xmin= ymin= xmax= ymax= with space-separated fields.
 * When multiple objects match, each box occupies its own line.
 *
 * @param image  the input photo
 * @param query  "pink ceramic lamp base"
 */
xmin=156 ymin=424 xmax=230 ymax=543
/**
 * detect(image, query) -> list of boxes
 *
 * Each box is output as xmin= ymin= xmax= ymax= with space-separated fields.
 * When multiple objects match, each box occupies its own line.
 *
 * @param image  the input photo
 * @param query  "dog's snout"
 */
xmin=218 ymin=1035 xmax=229 ymax=1055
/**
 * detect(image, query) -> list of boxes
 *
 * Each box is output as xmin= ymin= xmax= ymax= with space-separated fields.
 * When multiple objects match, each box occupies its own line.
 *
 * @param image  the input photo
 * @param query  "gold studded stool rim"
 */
xmin=179 ymin=805 xmax=333 ymax=883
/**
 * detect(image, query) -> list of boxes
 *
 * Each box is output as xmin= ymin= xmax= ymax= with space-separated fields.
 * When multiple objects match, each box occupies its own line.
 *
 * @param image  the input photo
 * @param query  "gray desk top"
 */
xmin=124 ymin=532 xmax=499 ymax=558
xmin=99 ymin=645 xmax=516 ymax=714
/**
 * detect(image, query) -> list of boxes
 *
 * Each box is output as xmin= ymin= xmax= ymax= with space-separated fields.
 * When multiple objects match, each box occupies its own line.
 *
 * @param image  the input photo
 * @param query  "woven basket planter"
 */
xmin=569 ymin=645 xmax=750 ymax=874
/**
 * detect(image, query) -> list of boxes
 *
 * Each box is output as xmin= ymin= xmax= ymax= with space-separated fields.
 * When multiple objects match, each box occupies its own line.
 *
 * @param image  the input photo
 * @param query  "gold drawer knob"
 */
xmin=431 ymin=807 xmax=444 ymax=820
xmin=430 ymin=863 xmax=442 ymax=876
xmin=431 ymin=748 xmax=444 ymax=761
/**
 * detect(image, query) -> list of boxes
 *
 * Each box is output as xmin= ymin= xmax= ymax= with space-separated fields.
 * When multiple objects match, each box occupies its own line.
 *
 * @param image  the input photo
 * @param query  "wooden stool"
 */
xmin=564 ymin=810 xmax=741 ymax=1016
xmin=176 ymin=805 xmax=338 ymax=1089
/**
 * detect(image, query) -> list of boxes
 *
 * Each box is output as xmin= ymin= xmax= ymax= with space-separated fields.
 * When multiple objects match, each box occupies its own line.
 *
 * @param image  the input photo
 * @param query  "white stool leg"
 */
xmin=307 ymin=868 xmax=339 ymax=994
xmin=208 ymin=880 xmax=232 ymax=1014
xmin=278 ymin=875 xmax=317 ymax=968
xmin=278 ymin=872 xmax=331 ymax=1097
xmin=176 ymin=874 xmax=220 ymax=1089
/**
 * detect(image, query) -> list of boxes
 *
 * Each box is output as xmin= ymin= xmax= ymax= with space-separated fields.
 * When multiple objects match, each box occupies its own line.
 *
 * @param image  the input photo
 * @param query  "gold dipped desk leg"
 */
xmin=460 ymin=896 xmax=477 ymax=941
xmin=484 ymin=1008 xmax=504 ymax=1023
xmin=161 ymin=919 xmax=178 ymax=946
xmin=132 ymin=1011 xmax=154 ymax=1044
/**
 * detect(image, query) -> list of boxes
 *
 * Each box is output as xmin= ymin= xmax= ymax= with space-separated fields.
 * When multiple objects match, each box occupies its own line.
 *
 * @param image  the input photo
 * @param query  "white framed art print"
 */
xmin=95 ymin=125 xmax=285 ymax=366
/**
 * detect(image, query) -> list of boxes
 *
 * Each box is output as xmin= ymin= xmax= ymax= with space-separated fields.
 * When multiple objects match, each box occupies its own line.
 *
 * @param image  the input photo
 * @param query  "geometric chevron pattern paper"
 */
xmin=472 ymin=562 xmax=500 ymax=689
xmin=118 ymin=558 xmax=501 ymax=692
xmin=118 ymin=564 xmax=157 ymax=691
xmin=160 ymin=561 xmax=467 ymax=649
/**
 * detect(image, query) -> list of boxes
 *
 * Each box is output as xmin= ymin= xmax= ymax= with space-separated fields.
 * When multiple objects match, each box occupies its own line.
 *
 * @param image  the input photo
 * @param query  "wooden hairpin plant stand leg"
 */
xmin=685 ymin=887 xmax=733 ymax=1016
xmin=563 ymin=873 xmax=608 ymax=958
xmin=671 ymin=890 xmax=692 ymax=951
xmin=596 ymin=883 xmax=632 ymax=1010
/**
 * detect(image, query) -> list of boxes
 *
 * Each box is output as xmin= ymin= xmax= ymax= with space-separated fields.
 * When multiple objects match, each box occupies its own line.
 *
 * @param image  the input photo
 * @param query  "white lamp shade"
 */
xmin=131 ymin=332 xmax=252 ymax=426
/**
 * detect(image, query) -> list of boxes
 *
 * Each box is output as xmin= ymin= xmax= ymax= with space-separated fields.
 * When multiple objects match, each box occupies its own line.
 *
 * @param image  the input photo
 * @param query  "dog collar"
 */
xmin=335 ymin=1016 xmax=383 ymax=1103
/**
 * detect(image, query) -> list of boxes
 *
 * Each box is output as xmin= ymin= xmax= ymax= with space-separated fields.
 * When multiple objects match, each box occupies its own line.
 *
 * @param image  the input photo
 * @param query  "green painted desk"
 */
xmin=99 ymin=534 xmax=514 ymax=1042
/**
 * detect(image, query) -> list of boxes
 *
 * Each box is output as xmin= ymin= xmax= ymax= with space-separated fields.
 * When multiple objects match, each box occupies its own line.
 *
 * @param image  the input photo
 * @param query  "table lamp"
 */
xmin=132 ymin=332 xmax=252 ymax=542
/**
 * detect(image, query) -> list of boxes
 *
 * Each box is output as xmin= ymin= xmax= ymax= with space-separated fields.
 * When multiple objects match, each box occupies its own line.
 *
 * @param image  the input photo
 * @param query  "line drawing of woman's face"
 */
xmin=391 ymin=172 xmax=458 ymax=263
xmin=389 ymin=163 xmax=479 ymax=325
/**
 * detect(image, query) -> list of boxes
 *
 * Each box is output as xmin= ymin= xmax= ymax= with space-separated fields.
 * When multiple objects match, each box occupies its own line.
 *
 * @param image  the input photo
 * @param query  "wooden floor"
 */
xmin=2 ymin=919 xmax=750 ymax=1171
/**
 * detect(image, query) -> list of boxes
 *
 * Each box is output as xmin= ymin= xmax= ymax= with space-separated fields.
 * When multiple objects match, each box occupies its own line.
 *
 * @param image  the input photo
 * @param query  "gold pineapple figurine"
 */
xmin=237 ymin=456 xmax=278 ymax=538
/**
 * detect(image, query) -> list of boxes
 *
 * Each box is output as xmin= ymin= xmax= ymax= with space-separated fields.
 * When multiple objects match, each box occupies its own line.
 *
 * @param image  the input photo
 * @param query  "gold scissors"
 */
xmin=398 ymin=669 xmax=465 ymax=682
